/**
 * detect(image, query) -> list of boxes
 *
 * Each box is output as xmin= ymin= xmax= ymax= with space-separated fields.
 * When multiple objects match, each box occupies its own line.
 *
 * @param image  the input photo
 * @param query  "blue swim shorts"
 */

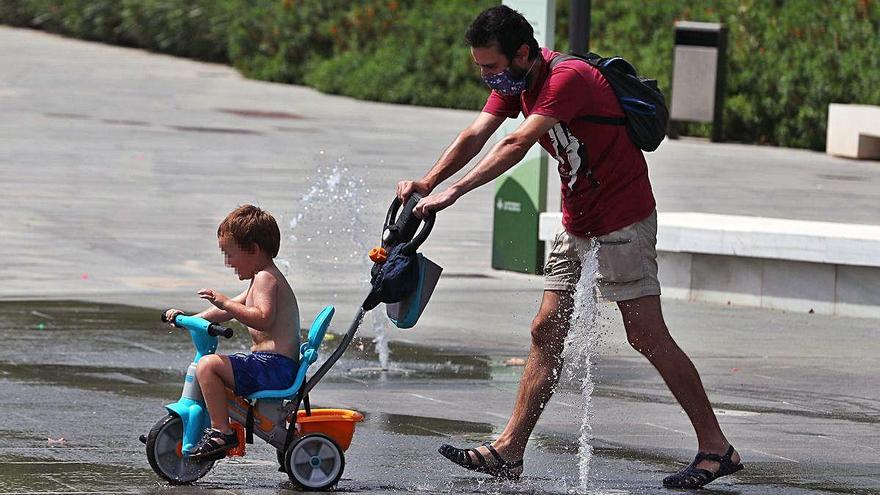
xmin=228 ymin=352 xmax=297 ymax=397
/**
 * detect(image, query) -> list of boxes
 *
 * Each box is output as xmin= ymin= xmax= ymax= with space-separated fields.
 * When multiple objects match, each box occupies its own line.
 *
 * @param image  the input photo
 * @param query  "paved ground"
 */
xmin=0 ymin=26 xmax=878 ymax=494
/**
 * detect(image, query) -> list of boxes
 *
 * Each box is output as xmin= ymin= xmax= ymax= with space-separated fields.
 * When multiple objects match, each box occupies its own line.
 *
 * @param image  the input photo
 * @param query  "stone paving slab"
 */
xmin=1 ymin=300 xmax=878 ymax=494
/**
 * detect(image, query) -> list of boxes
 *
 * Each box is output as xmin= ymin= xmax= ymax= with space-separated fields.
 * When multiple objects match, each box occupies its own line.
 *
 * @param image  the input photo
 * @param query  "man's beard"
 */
xmin=509 ymin=64 xmax=529 ymax=81
xmin=509 ymin=57 xmax=536 ymax=86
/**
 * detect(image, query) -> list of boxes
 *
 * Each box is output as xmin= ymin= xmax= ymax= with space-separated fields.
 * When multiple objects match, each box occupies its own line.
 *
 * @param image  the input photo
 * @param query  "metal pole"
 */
xmin=711 ymin=25 xmax=728 ymax=142
xmin=303 ymin=307 xmax=365 ymax=395
xmin=569 ymin=0 xmax=591 ymax=56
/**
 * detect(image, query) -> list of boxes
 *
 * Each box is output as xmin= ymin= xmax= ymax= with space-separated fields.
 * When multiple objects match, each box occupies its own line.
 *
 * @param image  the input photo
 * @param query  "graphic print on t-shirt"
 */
xmin=547 ymin=123 xmax=587 ymax=195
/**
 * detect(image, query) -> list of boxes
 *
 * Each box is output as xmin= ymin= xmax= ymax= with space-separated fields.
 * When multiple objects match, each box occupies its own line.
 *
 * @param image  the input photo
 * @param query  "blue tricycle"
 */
xmin=141 ymin=194 xmax=439 ymax=490
xmin=141 ymin=307 xmax=365 ymax=490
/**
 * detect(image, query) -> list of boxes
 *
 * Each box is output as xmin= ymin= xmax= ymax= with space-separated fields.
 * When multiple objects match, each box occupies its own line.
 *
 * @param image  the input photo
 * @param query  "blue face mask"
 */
xmin=482 ymin=58 xmax=538 ymax=96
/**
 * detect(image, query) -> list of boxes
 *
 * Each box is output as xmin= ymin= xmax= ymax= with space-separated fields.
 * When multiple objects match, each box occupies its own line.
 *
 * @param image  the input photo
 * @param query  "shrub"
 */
xmin=226 ymin=0 xmax=353 ymax=83
xmin=2 ymin=0 xmax=878 ymax=150
xmin=0 ymin=1 xmax=41 ymax=27
xmin=305 ymin=0 xmax=493 ymax=109
xmin=119 ymin=0 xmax=232 ymax=62
xmin=582 ymin=0 xmax=880 ymax=149
xmin=7 ymin=0 xmax=129 ymax=44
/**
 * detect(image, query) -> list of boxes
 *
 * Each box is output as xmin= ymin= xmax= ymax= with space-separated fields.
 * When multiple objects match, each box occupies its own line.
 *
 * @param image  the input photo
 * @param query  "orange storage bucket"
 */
xmin=296 ymin=408 xmax=364 ymax=451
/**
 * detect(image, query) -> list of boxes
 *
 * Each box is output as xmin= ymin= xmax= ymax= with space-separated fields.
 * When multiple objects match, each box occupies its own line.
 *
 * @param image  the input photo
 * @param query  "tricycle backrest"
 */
xmin=247 ymin=306 xmax=336 ymax=401
xmin=306 ymin=306 xmax=334 ymax=351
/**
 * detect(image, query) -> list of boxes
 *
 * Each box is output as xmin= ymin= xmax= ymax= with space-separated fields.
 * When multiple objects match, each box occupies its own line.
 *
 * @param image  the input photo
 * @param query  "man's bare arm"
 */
xmin=397 ymin=112 xmax=505 ymax=201
xmin=414 ymin=113 xmax=559 ymax=217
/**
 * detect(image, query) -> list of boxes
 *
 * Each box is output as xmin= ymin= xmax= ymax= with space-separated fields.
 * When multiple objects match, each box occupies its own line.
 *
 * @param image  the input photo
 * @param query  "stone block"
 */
xmin=761 ymin=259 xmax=835 ymax=314
xmin=690 ymin=254 xmax=762 ymax=307
xmin=826 ymin=103 xmax=880 ymax=159
xmin=835 ymin=265 xmax=880 ymax=318
xmin=658 ymin=251 xmax=692 ymax=300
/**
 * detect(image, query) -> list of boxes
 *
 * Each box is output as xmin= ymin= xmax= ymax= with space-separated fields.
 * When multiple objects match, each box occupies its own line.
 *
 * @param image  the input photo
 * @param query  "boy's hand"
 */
xmin=198 ymin=288 xmax=230 ymax=309
xmin=164 ymin=309 xmax=184 ymax=325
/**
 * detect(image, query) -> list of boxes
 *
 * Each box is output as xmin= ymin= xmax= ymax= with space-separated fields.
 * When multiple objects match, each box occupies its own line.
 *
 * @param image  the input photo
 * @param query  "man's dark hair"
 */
xmin=465 ymin=5 xmax=540 ymax=62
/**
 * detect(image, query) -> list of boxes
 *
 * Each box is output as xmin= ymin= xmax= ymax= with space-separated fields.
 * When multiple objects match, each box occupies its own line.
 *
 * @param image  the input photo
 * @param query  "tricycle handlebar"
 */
xmin=207 ymin=323 xmax=234 ymax=339
xmin=161 ymin=311 xmax=234 ymax=339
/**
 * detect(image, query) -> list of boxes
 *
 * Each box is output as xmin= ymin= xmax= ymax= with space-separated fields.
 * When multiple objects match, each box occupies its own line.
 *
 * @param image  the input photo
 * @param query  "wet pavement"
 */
xmin=1 ymin=301 xmax=878 ymax=494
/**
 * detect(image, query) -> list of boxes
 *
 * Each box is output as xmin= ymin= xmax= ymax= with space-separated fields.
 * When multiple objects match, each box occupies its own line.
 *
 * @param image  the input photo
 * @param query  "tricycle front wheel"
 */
xmin=145 ymin=414 xmax=215 ymax=485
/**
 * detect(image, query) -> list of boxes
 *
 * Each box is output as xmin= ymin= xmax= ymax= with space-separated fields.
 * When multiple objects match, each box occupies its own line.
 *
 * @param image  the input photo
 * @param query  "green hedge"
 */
xmin=2 ymin=0 xmax=878 ymax=150
xmin=583 ymin=1 xmax=880 ymax=149
xmin=0 ymin=0 xmax=230 ymax=59
xmin=304 ymin=0 xmax=495 ymax=109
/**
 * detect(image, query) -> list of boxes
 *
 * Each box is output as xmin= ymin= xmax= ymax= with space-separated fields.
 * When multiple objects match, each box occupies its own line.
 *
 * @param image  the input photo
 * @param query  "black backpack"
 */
xmin=550 ymin=52 xmax=668 ymax=152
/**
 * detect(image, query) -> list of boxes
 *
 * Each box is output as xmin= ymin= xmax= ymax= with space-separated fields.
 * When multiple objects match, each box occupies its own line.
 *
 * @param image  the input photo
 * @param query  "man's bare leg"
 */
xmin=461 ymin=289 xmax=574 ymax=470
xmin=617 ymin=295 xmax=740 ymax=473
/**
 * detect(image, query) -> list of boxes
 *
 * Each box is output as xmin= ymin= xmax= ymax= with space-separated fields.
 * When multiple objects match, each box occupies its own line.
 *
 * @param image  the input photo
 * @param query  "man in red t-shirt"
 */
xmin=397 ymin=5 xmax=742 ymax=489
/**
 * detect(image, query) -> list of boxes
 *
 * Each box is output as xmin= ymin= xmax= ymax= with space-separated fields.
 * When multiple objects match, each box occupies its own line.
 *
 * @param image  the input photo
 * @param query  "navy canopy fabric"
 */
xmin=363 ymin=244 xmax=420 ymax=311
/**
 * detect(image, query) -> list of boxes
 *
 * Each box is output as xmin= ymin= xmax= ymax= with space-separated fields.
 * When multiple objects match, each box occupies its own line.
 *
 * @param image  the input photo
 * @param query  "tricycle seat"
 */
xmin=246 ymin=306 xmax=334 ymax=401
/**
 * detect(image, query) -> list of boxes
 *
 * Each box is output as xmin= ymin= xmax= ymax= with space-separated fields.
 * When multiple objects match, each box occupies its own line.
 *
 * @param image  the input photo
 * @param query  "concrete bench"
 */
xmin=826 ymin=103 xmax=880 ymax=160
xmin=538 ymin=212 xmax=880 ymax=318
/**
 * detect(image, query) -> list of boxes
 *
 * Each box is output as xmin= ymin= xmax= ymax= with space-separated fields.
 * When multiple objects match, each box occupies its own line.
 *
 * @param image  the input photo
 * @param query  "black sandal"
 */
xmin=438 ymin=442 xmax=523 ymax=480
xmin=189 ymin=428 xmax=238 ymax=460
xmin=663 ymin=445 xmax=743 ymax=489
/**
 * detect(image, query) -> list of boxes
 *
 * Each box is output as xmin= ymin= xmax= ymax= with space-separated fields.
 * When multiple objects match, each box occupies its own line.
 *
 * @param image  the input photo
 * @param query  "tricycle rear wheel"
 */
xmin=145 ymin=414 xmax=215 ymax=485
xmin=284 ymin=433 xmax=345 ymax=490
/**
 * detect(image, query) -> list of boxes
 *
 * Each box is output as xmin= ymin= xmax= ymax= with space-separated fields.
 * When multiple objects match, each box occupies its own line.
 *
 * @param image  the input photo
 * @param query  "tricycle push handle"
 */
xmin=161 ymin=311 xmax=234 ymax=339
xmin=382 ymin=193 xmax=435 ymax=255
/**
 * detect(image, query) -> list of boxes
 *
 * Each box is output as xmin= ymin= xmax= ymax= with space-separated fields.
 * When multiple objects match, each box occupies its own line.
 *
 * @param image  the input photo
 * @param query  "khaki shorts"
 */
xmin=544 ymin=210 xmax=661 ymax=302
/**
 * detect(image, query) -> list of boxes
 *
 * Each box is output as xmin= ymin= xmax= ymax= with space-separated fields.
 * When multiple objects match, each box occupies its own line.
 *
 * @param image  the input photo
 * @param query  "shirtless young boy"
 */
xmin=164 ymin=204 xmax=300 ymax=459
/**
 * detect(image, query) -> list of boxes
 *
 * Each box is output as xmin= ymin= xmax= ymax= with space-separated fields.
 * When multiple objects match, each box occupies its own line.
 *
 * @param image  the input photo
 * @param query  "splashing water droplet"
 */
xmin=283 ymin=160 xmax=393 ymax=369
xmin=372 ymin=311 xmax=391 ymax=369
xmin=561 ymin=240 xmax=600 ymax=493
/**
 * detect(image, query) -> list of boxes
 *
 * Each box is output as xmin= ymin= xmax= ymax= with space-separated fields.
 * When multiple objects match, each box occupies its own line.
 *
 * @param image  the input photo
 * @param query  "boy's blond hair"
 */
xmin=217 ymin=205 xmax=281 ymax=258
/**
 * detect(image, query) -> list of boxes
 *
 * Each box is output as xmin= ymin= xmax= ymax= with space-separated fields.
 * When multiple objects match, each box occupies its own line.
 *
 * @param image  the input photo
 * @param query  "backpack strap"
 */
xmin=548 ymin=53 xmax=626 ymax=126
xmin=581 ymin=115 xmax=626 ymax=125
xmin=549 ymin=53 xmax=601 ymax=69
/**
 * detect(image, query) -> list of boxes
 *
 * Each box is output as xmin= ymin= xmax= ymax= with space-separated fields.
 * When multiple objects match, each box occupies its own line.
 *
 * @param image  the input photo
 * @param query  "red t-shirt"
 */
xmin=483 ymin=48 xmax=655 ymax=237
